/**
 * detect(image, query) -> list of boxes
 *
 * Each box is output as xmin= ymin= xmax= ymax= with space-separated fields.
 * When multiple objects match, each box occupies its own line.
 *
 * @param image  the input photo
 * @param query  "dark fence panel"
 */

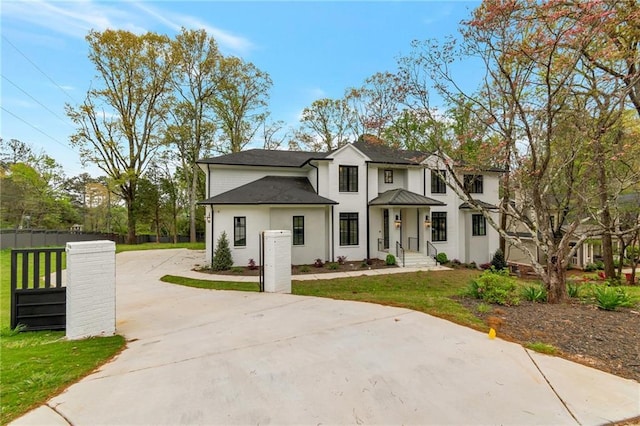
xmin=1 ymin=230 xmax=203 ymax=249
xmin=11 ymin=247 xmax=67 ymax=331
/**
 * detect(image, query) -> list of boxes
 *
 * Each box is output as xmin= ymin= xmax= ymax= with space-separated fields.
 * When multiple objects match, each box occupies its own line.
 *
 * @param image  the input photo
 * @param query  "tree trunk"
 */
xmin=597 ymin=156 xmax=616 ymax=279
xmin=126 ymin=199 xmax=136 ymax=245
xmin=545 ymin=258 xmax=567 ymax=303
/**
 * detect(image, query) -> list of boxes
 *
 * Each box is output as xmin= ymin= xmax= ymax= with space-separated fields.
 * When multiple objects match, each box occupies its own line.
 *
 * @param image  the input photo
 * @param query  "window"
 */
xmin=464 ymin=174 xmax=483 ymax=193
xmin=431 ymin=212 xmax=447 ymax=242
xmin=339 ymin=165 xmax=358 ymax=192
xmin=233 ymin=216 xmax=246 ymax=247
xmin=293 ymin=216 xmax=304 ymax=246
xmin=472 ymin=214 xmax=486 ymax=236
xmin=339 ymin=213 xmax=359 ymax=246
xmin=384 ymin=169 xmax=393 ymax=184
xmin=431 ymin=170 xmax=447 ymax=194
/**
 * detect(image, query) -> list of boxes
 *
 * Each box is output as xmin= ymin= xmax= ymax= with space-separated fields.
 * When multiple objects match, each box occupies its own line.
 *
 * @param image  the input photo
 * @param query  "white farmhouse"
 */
xmin=197 ymin=138 xmax=501 ymax=268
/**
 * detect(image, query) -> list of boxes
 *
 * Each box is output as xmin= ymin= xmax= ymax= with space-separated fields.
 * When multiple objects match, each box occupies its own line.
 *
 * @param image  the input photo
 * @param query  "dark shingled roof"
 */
xmin=197 ymin=149 xmax=329 ymax=168
xmin=459 ymin=200 xmax=499 ymax=210
xmin=352 ymin=140 xmax=428 ymax=165
xmin=198 ymin=176 xmax=337 ymax=205
xmin=369 ymin=189 xmax=445 ymax=206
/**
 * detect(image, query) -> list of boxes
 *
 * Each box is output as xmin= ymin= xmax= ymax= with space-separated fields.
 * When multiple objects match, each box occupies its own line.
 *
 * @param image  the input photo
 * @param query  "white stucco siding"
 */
xmin=212 ymin=205 xmax=270 ymax=267
xmin=270 ymin=207 xmax=328 ymax=265
xmin=209 ymin=167 xmax=310 ymax=197
xmin=377 ymin=167 xmax=407 ymax=193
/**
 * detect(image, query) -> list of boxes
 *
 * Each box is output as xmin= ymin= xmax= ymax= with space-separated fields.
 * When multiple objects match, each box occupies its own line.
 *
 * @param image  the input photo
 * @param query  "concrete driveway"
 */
xmin=13 ymin=249 xmax=640 ymax=425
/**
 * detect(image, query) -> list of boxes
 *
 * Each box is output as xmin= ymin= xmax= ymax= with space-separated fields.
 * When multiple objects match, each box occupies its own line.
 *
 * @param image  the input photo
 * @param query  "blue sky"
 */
xmin=1 ymin=1 xmax=479 ymax=176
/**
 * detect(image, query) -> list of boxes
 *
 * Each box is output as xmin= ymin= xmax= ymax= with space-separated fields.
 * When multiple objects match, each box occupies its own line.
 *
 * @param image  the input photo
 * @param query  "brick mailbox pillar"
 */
xmin=262 ymin=230 xmax=292 ymax=293
xmin=66 ymin=240 xmax=116 ymax=340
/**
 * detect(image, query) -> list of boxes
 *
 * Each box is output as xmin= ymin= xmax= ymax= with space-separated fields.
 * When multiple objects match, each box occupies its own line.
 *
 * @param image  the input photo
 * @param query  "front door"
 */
xmin=383 ymin=209 xmax=389 ymax=250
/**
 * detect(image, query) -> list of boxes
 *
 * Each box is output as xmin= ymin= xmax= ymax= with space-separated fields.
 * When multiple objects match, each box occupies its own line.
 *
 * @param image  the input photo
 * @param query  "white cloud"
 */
xmin=3 ymin=0 xmax=253 ymax=54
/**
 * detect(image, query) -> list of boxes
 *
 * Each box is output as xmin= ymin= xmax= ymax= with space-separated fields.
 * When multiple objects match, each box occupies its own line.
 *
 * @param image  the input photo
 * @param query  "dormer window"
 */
xmin=464 ymin=174 xmax=483 ymax=194
xmin=339 ymin=165 xmax=358 ymax=192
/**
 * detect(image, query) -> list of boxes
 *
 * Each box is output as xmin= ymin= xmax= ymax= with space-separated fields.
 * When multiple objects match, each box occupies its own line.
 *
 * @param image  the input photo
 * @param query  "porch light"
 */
xmin=394 ymin=215 xmax=402 ymax=229
xmin=424 ymin=214 xmax=431 ymax=228
xmin=206 ymin=212 xmax=211 ymax=223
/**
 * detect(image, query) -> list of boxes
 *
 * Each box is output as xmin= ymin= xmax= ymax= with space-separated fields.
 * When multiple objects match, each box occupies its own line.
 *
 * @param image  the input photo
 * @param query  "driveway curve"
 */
xmin=13 ymin=249 xmax=639 ymax=425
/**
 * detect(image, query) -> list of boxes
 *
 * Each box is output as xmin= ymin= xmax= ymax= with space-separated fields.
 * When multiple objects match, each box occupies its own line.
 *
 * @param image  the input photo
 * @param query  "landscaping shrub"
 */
xmin=435 ymin=252 xmax=448 ymax=264
xmin=314 ymin=258 xmax=324 ymax=268
xmin=584 ymin=263 xmax=598 ymax=272
xmin=211 ymin=231 xmax=233 ymax=271
xmin=327 ymin=262 xmax=339 ymax=270
xmin=248 ymin=258 xmax=257 ymax=270
xmin=593 ymin=285 xmax=634 ymax=311
xmin=298 ymin=265 xmax=310 ymax=273
xmin=385 ymin=254 xmax=396 ymax=266
xmin=467 ymin=268 xmax=520 ymax=305
xmin=490 ymin=248 xmax=508 ymax=270
xmin=479 ymin=262 xmax=491 ymax=270
xmin=521 ymin=284 xmax=547 ymax=302
xmin=567 ymin=282 xmax=580 ymax=298
xmin=337 ymin=255 xmax=347 ymax=265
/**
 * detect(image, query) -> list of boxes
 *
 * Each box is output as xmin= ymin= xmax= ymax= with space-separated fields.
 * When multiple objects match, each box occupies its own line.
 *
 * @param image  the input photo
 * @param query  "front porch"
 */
xmin=369 ymin=189 xmax=444 ymax=267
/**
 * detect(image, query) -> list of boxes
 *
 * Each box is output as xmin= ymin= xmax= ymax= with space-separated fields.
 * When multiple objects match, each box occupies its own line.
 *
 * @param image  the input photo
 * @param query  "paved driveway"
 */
xmin=13 ymin=249 xmax=640 ymax=425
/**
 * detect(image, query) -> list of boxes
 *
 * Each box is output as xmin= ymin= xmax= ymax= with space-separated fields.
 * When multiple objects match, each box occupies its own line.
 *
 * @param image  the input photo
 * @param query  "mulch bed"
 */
xmin=458 ymin=297 xmax=640 ymax=383
xmin=202 ymin=259 xmax=398 ymax=276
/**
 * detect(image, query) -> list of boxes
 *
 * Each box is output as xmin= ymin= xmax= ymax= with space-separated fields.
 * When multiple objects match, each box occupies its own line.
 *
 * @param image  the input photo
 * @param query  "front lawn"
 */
xmin=0 ymin=249 xmax=125 ymax=424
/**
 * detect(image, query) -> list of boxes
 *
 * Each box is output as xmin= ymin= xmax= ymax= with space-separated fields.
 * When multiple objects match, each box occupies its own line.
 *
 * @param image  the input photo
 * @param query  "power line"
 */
xmin=1 ymin=34 xmax=79 ymax=104
xmin=2 ymin=74 xmax=75 ymax=129
xmin=1 ymin=106 xmax=76 ymax=153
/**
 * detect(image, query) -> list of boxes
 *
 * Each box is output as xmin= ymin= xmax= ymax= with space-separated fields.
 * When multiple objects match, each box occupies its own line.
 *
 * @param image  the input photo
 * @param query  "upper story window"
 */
xmin=431 ymin=170 xmax=447 ymax=194
xmin=464 ymin=174 xmax=484 ymax=194
xmin=234 ymin=216 xmax=246 ymax=247
xmin=384 ymin=169 xmax=393 ymax=184
xmin=339 ymin=165 xmax=358 ymax=192
xmin=431 ymin=212 xmax=447 ymax=242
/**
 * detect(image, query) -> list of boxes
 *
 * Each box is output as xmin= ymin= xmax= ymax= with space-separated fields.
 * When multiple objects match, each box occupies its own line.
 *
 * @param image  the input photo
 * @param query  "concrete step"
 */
xmin=400 ymin=252 xmax=437 ymax=268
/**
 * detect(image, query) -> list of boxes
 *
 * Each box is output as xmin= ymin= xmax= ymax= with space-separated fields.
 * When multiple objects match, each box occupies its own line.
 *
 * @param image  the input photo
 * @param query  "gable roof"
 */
xmin=197 ymin=149 xmax=330 ymax=168
xmin=352 ymin=139 xmax=428 ymax=165
xmin=369 ymin=189 xmax=445 ymax=206
xmin=198 ymin=176 xmax=337 ymax=205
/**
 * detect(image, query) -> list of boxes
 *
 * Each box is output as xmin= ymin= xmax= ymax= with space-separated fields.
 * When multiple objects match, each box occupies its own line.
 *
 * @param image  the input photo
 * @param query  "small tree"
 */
xmin=212 ymin=231 xmax=233 ymax=271
xmin=491 ymin=248 xmax=507 ymax=271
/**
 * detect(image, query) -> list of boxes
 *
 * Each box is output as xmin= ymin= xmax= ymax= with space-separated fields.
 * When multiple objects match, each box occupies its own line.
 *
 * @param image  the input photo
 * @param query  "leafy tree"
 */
xmin=66 ymin=30 xmax=175 ymax=244
xmin=400 ymin=0 xmax=608 ymax=302
xmin=211 ymin=56 xmax=272 ymax=153
xmin=296 ymin=98 xmax=356 ymax=152
xmin=212 ymin=231 xmax=233 ymax=271
xmin=166 ymin=28 xmax=220 ymax=243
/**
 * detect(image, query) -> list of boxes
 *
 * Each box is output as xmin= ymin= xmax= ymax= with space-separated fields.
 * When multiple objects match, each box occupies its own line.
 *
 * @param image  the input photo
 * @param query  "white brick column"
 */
xmin=263 ymin=230 xmax=291 ymax=293
xmin=66 ymin=240 xmax=116 ymax=340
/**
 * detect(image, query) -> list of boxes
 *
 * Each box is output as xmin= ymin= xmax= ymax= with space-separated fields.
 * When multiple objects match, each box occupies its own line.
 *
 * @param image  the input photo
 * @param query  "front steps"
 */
xmin=401 ymin=251 xmax=438 ymax=268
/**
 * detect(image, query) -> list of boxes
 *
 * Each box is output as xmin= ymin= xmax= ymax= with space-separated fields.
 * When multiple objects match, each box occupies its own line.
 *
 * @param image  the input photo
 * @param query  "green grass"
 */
xmin=115 ymin=242 xmax=205 ymax=253
xmin=1 ymin=331 xmax=124 ymax=424
xmin=0 ymin=249 xmax=125 ymax=424
xmin=161 ymin=275 xmax=260 ymax=292
xmin=161 ymin=269 xmax=486 ymax=330
xmin=524 ymin=341 xmax=558 ymax=355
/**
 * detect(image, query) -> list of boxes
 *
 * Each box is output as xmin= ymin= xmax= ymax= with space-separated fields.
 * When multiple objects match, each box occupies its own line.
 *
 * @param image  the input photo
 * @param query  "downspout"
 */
xmin=423 ymin=167 xmax=426 ymax=196
xmin=366 ymin=162 xmax=370 ymax=260
xmin=331 ymin=205 xmax=335 ymax=262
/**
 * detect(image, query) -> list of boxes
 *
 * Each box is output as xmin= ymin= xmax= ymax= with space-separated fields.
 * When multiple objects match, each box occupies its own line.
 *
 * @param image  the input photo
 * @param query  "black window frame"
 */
xmin=339 ymin=212 xmax=359 ymax=246
xmin=472 ymin=214 xmax=486 ymax=236
xmin=431 ymin=170 xmax=447 ymax=194
xmin=431 ymin=212 xmax=447 ymax=242
xmin=293 ymin=215 xmax=304 ymax=246
xmin=384 ymin=169 xmax=393 ymax=184
xmin=233 ymin=216 xmax=246 ymax=247
xmin=339 ymin=165 xmax=358 ymax=192
xmin=464 ymin=174 xmax=484 ymax=194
